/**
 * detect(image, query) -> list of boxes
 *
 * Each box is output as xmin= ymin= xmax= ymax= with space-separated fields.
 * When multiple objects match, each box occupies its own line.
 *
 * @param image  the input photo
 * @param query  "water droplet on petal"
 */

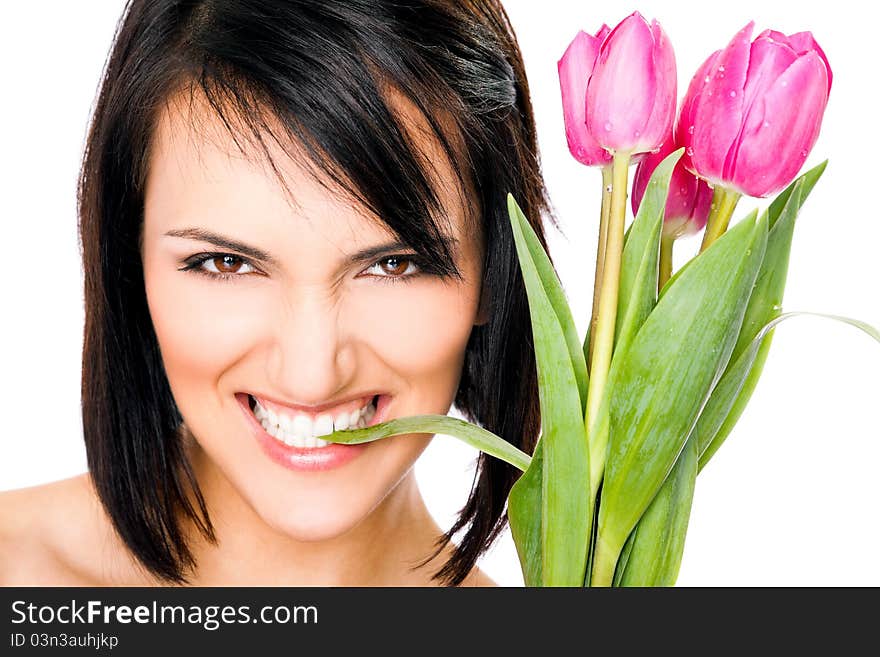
xmin=801 ymin=149 xmax=808 ymax=157
xmin=704 ymin=75 xmax=711 ymax=84
xmin=729 ymin=90 xmax=736 ymax=97
xmin=634 ymin=130 xmax=641 ymax=138
xmin=763 ymin=121 xmax=770 ymax=128
xmin=781 ymin=80 xmax=788 ymax=87
xmin=604 ymin=121 xmax=613 ymax=132
xmin=686 ymin=147 xmax=695 ymax=157
xmin=679 ymin=187 xmax=687 ymax=195
xmin=718 ymin=65 xmax=725 ymax=73
xmin=688 ymin=125 xmax=695 ymax=135
xmin=719 ymin=72 xmax=725 ymax=78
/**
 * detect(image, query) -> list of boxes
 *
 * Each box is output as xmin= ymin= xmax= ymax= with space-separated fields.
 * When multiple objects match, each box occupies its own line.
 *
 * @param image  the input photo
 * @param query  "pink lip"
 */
xmin=236 ymin=393 xmax=391 ymax=472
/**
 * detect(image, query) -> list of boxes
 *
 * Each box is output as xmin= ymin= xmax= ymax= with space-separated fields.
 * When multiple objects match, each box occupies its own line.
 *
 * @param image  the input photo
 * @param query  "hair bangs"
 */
xmin=149 ymin=3 xmax=473 ymax=282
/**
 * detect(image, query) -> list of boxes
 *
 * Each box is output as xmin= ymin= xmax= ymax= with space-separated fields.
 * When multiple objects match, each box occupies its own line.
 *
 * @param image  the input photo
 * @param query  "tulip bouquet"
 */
xmin=329 ymin=12 xmax=879 ymax=585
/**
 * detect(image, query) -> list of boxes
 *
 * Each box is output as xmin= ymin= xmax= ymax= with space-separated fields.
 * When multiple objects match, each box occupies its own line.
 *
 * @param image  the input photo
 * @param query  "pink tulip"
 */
xmin=632 ymin=133 xmax=713 ymax=239
xmin=678 ymin=22 xmax=832 ymax=198
xmin=558 ymin=26 xmax=612 ymax=166
xmin=586 ymin=12 xmax=677 ymax=156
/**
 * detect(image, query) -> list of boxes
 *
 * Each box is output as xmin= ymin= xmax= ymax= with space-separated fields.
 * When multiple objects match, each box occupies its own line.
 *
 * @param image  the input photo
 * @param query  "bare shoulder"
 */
xmin=0 ymin=474 xmax=132 ymax=586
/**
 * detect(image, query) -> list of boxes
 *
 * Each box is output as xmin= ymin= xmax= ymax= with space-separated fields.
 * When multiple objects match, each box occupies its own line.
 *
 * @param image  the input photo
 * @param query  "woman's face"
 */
xmin=141 ymin=89 xmax=487 ymax=542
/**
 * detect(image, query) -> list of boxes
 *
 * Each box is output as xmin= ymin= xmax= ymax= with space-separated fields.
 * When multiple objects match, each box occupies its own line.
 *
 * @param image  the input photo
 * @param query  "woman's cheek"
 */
xmin=144 ymin=268 xmax=269 ymax=394
xmin=354 ymin=281 xmax=478 ymax=374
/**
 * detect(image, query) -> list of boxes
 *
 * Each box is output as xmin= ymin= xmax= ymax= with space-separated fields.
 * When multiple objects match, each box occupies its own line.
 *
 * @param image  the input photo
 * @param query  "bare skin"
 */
xmin=0 ymin=472 xmax=495 ymax=587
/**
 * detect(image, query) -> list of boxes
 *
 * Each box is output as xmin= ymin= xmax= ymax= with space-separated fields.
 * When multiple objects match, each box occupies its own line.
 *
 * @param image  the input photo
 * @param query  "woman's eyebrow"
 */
xmin=164 ymin=227 xmax=458 ymax=266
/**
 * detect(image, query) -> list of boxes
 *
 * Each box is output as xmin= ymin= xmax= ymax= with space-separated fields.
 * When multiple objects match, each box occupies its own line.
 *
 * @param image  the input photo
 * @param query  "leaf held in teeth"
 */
xmin=326 ymin=414 xmax=532 ymax=473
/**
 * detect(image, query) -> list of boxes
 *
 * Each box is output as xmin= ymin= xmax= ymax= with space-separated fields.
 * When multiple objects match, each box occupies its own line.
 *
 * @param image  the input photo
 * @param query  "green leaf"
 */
xmin=694 ymin=162 xmax=828 ymax=467
xmin=766 ymin=160 xmax=827 ymax=232
xmin=591 ymin=210 xmax=768 ymax=585
xmin=697 ymin=335 xmax=772 ymax=470
xmin=588 ymin=150 xmax=678 ymax=492
xmin=698 ymin=311 xmax=880 ymax=469
xmin=691 ymin=180 xmax=804 ymax=461
xmin=616 ymin=434 xmax=698 ymax=586
xmin=509 ymin=438 xmax=544 ymax=586
xmin=601 ymin=150 xmax=695 ymax=586
xmin=516 ymin=192 xmax=589 ymax=416
xmin=615 ymin=149 xmax=679 ymax=354
xmin=612 ymin=525 xmax=637 ymax=587
xmin=327 ymin=414 xmax=530 ymax=472
xmin=505 ymin=194 xmax=590 ymax=587
xmin=738 ymin=162 xmax=826 ymax=364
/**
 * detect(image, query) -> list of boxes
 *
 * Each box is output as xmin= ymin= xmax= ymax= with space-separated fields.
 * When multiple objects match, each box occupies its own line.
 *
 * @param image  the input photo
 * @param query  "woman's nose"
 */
xmin=264 ymin=293 xmax=353 ymax=404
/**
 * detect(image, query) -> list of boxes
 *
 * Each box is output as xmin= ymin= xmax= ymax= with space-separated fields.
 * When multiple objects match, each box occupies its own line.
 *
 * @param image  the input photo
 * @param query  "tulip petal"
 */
xmin=637 ymin=20 xmax=677 ymax=153
xmin=558 ymin=30 xmax=612 ymax=166
xmin=689 ymin=179 xmax=713 ymax=232
xmin=690 ymin=22 xmax=754 ymax=186
xmin=757 ymin=29 xmax=792 ymax=48
xmin=733 ymin=51 xmax=829 ymax=197
xmin=676 ymin=50 xmax=721 ymax=174
xmin=631 ymin=132 xmax=675 ymax=215
xmin=633 ymin=130 xmax=709 ymax=236
xmin=666 ymin=159 xmax=702 ymax=226
xmin=587 ymin=12 xmax=657 ymax=152
xmin=788 ymin=31 xmax=833 ymax=93
xmin=723 ymin=36 xmax=798 ymax=180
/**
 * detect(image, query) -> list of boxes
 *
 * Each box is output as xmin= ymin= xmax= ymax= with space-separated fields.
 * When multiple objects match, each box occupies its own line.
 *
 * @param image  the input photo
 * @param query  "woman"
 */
xmin=0 ymin=0 xmax=554 ymax=586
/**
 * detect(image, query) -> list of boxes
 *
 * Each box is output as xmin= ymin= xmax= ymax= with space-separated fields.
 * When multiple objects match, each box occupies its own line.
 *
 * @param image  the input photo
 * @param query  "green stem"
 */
xmin=585 ymin=151 xmax=631 ymax=491
xmin=588 ymin=165 xmax=613 ymax=372
xmin=699 ymin=187 xmax=742 ymax=253
xmin=659 ymin=234 xmax=674 ymax=293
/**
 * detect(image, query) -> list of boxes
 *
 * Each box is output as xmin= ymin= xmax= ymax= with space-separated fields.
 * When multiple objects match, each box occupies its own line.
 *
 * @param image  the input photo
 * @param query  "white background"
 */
xmin=1 ymin=1 xmax=877 ymax=586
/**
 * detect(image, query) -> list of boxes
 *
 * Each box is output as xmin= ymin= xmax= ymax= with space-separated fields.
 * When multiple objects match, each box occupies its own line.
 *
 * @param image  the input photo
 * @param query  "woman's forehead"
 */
xmin=144 ymin=82 xmax=473 ymax=241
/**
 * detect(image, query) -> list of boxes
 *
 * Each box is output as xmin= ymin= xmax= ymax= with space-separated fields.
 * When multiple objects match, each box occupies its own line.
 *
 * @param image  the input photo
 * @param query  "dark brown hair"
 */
xmin=79 ymin=0 xmax=556 ymax=586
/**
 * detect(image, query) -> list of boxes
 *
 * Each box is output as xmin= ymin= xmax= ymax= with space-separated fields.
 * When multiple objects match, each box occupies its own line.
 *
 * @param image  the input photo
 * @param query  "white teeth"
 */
xmin=314 ymin=414 xmax=334 ymax=436
xmin=291 ymin=415 xmax=311 ymax=439
xmin=334 ymin=410 xmax=350 ymax=431
xmin=251 ymin=396 xmax=378 ymax=448
xmin=280 ymin=415 xmax=293 ymax=433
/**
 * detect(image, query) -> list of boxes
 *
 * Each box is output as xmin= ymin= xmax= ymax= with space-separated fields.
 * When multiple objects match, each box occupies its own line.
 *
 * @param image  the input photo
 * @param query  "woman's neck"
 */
xmin=181 ymin=441 xmax=451 ymax=587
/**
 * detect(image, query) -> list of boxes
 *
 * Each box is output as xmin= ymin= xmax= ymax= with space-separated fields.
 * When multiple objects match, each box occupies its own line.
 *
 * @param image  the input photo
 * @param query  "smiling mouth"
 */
xmin=245 ymin=393 xmax=380 ymax=449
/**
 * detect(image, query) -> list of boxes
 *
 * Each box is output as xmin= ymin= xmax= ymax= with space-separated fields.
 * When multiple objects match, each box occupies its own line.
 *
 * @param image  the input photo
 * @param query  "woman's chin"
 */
xmin=256 ymin=503 xmax=368 ymax=543
xmin=226 ymin=475 xmax=372 ymax=542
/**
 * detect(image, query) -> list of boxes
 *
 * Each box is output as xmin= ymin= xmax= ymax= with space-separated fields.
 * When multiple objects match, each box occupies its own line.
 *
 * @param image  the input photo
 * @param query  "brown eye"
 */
xmin=198 ymin=254 xmax=255 ymax=276
xmin=212 ymin=254 xmax=244 ymax=273
xmin=379 ymin=256 xmax=414 ymax=277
